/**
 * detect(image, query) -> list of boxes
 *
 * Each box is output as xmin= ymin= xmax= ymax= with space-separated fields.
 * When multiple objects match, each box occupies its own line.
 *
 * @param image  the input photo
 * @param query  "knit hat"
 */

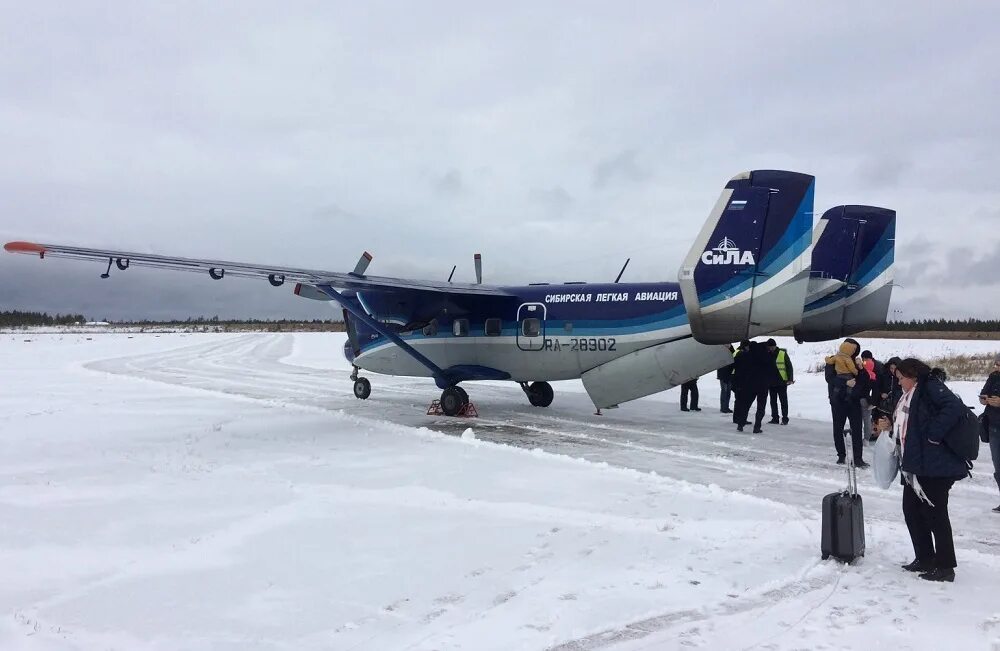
xmin=994 ymin=353 xmax=1000 ymax=364
xmin=765 ymin=338 xmax=777 ymax=347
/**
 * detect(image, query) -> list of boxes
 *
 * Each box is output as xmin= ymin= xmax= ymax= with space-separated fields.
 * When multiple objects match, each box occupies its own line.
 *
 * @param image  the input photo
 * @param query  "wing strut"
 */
xmin=316 ymin=284 xmax=453 ymax=390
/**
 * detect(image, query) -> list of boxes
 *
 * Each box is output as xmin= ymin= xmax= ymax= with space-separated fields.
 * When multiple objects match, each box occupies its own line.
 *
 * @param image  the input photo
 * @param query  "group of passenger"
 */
xmin=680 ymin=338 xmax=794 ymax=434
xmin=826 ymin=338 xmax=1000 ymax=582
xmin=677 ymin=336 xmax=1000 ymax=583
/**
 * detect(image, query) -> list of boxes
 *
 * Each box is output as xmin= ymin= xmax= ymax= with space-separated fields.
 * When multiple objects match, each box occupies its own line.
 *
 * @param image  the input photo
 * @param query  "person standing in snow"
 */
xmin=980 ymin=354 xmax=1000 ymax=513
xmin=766 ymin=338 xmax=793 ymax=425
xmin=680 ymin=378 xmax=701 ymax=412
xmin=730 ymin=340 xmax=751 ymax=424
xmin=733 ymin=341 xmax=772 ymax=433
xmin=717 ymin=345 xmax=735 ymax=414
xmin=824 ymin=338 xmax=870 ymax=467
xmin=859 ymin=350 xmax=880 ymax=440
xmin=876 ymin=358 xmax=968 ymax=582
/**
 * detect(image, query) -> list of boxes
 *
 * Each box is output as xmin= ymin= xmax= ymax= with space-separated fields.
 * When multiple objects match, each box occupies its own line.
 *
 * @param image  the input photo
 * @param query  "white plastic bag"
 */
xmin=872 ymin=432 xmax=899 ymax=489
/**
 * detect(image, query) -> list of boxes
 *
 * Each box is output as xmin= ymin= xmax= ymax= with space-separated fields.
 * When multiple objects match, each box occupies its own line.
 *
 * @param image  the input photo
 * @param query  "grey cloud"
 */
xmin=434 ymin=170 xmax=466 ymax=197
xmin=854 ymin=156 xmax=911 ymax=190
xmin=528 ymin=186 xmax=574 ymax=215
xmin=592 ymin=150 xmax=649 ymax=189
xmin=1 ymin=2 xmax=998 ymax=320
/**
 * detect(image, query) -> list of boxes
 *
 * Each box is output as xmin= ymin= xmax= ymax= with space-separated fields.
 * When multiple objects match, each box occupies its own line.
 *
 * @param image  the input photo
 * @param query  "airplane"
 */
xmin=4 ymin=169 xmax=896 ymax=416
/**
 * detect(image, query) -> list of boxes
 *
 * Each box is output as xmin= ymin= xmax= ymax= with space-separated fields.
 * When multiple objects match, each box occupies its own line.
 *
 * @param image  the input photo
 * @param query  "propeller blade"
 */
xmin=474 ymin=253 xmax=482 ymax=284
xmin=351 ymin=251 xmax=373 ymax=277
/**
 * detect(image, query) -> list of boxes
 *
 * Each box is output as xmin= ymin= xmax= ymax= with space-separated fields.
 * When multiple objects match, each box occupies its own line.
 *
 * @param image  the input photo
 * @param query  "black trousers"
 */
xmin=769 ymin=384 xmax=788 ymax=419
xmin=831 ymin=400 xmax=864 ymax=461
xmin=719 ymin=380 xmax=732 ymax=411
xmin=903 ymin=477 xmax=957 ymax=569
xmin=734 ymin=387 xmax=768 ymax=428
xmin=680 ymin=380 xmax=699 ymax=409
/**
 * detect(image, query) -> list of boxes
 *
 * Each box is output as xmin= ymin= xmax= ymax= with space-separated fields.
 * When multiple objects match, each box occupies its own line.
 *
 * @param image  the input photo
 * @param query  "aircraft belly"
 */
xmin=353 ymin=333 xmax=684 ymax=383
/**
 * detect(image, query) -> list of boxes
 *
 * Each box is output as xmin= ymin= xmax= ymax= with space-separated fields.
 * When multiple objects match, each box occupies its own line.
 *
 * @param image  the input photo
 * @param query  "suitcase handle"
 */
xmin=847 ymin=457 xmax=858 ymax=496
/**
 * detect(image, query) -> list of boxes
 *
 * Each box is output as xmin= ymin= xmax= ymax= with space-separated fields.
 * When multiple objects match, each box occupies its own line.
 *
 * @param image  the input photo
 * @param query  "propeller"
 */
xmin=474 ymin=253 xmax=482 ymax=284
xmin=351 ymin=251 xmax=373 ymax=277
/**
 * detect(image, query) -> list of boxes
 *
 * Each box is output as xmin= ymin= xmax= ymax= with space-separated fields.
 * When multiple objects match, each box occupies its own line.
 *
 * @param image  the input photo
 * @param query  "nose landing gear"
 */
xmin=350 ymin=366 xmax=371 ymax=400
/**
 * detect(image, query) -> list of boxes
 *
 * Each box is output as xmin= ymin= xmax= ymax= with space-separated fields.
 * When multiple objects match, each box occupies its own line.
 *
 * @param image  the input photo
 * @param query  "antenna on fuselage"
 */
xmin=447 ymin=265 xmax=457 ymax=282
xmin=614 ymin=258 xmax=630 ymax=283
xmin=474 ymin=253 xmax=482 ymax=284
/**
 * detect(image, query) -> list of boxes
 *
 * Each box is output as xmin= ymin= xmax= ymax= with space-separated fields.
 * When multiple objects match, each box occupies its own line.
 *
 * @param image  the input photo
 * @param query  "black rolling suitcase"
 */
xmin=821 ymin=454 xmax=865 ymax=561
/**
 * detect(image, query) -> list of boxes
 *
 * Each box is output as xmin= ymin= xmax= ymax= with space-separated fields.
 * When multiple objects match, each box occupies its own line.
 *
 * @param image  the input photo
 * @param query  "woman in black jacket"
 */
xmin=980 ymin=355 xmax=1000 ymax=512
xmin=877 ymin=358 xmax=967 ymax=582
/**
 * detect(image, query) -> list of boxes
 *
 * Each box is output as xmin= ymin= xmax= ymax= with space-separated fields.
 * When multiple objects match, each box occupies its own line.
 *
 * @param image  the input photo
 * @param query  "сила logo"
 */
xmin=701 ymin=237 xmax=755 ymax=265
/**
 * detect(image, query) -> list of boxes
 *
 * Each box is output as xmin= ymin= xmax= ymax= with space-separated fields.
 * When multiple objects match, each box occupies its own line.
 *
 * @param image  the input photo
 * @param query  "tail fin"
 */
xmin=793 ymin=205 xmax=895 ymax=342
xmin=678 ymin=170 xmax=814 ymax=344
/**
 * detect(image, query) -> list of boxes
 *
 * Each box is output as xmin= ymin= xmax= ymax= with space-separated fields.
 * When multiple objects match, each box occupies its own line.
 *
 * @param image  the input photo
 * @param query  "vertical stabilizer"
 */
xmin=679 ymin=170 xmax=815 ymax=344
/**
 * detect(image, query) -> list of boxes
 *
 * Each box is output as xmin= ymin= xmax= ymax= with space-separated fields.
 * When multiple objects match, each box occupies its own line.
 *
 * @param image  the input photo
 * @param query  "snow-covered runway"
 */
xmin=2 ymin=332 xmax=999 ymax=650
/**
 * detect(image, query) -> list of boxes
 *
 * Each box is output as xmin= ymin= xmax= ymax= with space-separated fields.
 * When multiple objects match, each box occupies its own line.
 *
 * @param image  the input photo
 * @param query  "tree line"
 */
xmin=883 ymin=318 xmax=1000 ymax=332
xmin=0 ymin=310 xmax=87 ymax=326
xmin=2 ymin=311 xmax=994 ymax=332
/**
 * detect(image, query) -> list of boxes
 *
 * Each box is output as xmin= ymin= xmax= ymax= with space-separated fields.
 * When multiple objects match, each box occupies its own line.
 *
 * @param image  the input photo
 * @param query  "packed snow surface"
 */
xmin=1 ymin=332 xmax=998 ymax=650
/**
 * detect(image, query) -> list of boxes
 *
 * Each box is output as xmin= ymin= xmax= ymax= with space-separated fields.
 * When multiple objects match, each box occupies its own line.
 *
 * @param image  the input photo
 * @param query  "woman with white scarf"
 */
xmin=875 ymin=358 xmax=967 ymax=582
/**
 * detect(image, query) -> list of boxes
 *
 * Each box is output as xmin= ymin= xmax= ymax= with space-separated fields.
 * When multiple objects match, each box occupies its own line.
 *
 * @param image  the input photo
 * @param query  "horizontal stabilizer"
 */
xmin=678 ymin=170 xmax=815 ymax=345
xmin=793 ymin=205 xmax=895 ymax=342
xmin=581 ymin=337 xmax=733 ymax=409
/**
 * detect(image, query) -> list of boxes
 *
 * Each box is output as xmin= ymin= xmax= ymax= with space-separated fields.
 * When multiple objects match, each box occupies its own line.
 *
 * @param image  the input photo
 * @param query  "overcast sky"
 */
xmin=2 ymin=1 xmax=998 ymax=321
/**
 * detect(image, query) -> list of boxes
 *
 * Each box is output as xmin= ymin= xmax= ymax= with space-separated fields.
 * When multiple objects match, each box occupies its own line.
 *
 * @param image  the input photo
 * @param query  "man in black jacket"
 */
xmin=717 ymin=345 xmax=735 ymax=414
xmin=729 ymin=340 xmax=751 ymax=423
xmin=733 ymin=341 xmax=773 ymax=434
xmin=825 ymin=338 xmax=870 ymax=467
xmin=980 ymin=355 xmax=1000 ymax=513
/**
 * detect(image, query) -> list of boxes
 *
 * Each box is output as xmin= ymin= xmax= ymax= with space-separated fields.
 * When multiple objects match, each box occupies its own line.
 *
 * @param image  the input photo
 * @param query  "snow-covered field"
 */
xmin=1 ymin=332 xmax=999 ymax=651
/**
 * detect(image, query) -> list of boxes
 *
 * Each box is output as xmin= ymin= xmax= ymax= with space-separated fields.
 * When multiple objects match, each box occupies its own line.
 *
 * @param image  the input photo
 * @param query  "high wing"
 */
xmin=3 ymin=240 xmax=513 ymax=297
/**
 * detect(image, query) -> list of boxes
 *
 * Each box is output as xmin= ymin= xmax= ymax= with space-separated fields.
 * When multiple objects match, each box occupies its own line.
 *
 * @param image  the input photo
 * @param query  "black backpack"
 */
xmin=945 ymin=405 xmax=981 ymax=463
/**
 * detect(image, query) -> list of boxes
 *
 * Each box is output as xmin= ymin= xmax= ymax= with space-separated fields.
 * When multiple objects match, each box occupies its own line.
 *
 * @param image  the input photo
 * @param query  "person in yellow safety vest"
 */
xmin=765 ymin=338 xmax=794 ymax=425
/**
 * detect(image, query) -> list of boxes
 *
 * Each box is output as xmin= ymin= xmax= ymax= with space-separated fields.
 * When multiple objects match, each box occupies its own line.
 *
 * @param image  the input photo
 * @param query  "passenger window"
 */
xmin=453 ymin=319 xmax=469 ymax=337
xmin=521 ymin=318 xmax=540 ymax=337
xmin=485 ymin=318 xmax=502 ymax=336
xmin=422 ymin=319 xmax=438 ymax=336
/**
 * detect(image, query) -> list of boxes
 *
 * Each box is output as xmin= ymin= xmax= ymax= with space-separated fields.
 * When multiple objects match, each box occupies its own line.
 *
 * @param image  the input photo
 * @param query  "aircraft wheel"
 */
xmin=440 ymin=387 xmax=465 ymax=416
xmin=527 ymin=381 xmax=554 ymax=407
xmin=455 ymin=386 xmax=470 ymax=405
xmin=353 ymin=377 xmax=372 ymax=400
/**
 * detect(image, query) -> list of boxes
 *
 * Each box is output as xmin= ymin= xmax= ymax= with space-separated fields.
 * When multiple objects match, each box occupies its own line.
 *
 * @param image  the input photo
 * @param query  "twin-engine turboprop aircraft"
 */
xmin=5 ymin=169 xmax=896 ymax=415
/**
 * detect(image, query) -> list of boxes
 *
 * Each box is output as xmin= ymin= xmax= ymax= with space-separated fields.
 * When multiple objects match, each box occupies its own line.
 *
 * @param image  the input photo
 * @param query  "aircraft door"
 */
xmin=516 ymin=303 xmax=546 ymax=351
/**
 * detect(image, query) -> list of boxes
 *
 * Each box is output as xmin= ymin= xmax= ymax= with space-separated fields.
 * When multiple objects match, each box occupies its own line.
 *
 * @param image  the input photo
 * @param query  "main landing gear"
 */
xmin=351 ymin=366 xmax=371 ymax=400
xmin=520 ymin=381 xmax=554 ymax=408
xmin=439 ymin=385 xmax=470 ymax=416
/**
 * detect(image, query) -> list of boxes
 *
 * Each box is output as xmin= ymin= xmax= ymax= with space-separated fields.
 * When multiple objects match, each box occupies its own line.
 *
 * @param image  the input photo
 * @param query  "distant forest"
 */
xmin=1 ymin=311 xmax=997 ymax=333
xmin=882 ymin=318 xmax=1000 ymax=332
xmin=0 ymin=310 xmax=87 ymax=327
xmin=0 ymin=311 xmax=343 ymax=331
